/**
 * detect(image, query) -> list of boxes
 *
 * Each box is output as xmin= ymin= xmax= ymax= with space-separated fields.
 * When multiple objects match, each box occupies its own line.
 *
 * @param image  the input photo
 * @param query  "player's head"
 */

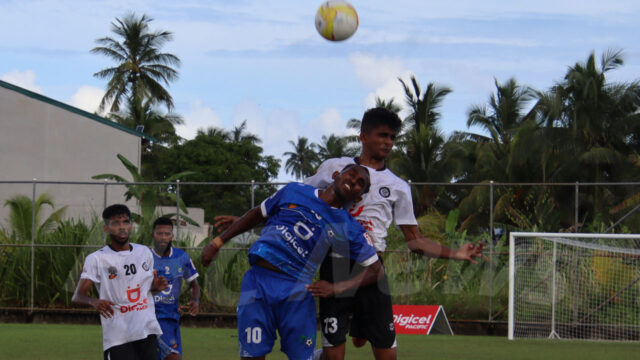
xmin=332 ymin=164 xmax=371 ymax=203
xmin=360 ymin=107 xmax=402 ymax=161
xmin=102 ymin=204 xmax=132 ymax=245
xmin=152 ymin=217 xmax=174 ymax=255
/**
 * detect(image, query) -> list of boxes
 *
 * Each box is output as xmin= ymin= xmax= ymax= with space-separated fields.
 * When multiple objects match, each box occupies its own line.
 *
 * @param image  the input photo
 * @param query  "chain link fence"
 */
xmin=1 ymin=180 xmax=638 ymax=322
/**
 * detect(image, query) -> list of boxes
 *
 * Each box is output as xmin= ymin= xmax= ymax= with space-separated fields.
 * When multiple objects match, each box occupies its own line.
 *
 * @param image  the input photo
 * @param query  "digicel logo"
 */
xmin=393 ymin=313 xmax=433 ymax=328
xmin=120 ymin=298 xmax=149 ymax=313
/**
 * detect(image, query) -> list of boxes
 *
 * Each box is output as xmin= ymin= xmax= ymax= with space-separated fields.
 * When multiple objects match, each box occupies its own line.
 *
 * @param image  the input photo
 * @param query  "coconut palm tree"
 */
xmin=109 ymin=95 xmax=183 ymax=147
xmin=92 ymin=12 xmax=180 ymax=113
xmin=317 ymin=134 xmax=357 ymax=161
xmin=0 ymin=193 xmax=67 ymax=243
xmin=283 ymin=137 xmax=319 ymax=180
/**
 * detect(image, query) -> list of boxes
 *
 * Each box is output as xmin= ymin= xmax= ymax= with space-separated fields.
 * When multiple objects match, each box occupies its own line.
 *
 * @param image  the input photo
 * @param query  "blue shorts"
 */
xmin=157 ymin=318 xmax=181 ymax=359
xmin=237 ymin=265 xmax=316 ymax=359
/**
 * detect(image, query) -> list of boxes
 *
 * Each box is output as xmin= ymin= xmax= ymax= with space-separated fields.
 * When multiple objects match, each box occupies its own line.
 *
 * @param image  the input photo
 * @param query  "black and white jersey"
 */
xmin=305 ymin=157 xmax=417 ymax=251
xmin=80 ymin=243 xmax=162 ymax=350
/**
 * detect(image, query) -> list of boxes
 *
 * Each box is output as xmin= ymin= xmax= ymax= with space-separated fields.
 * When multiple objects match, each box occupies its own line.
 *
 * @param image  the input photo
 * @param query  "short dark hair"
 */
xmin=153 ymin=217 xmax=174 ymax=231
xmin=361 ymin=107 xmax=402 ymax=134
xmin=102 ymin=204 xmax=131 ymax=222
xmin=340 ymin=164 xmax=371 ymax=195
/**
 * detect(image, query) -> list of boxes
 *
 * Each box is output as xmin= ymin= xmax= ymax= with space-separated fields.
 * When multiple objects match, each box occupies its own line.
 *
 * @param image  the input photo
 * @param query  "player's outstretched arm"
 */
xmin=307 ymin=260 xmax=384 ymax=297
xmin=400 ymin=225 xmax=485 ymax=263
xmin=72 ymin=278 xmax=116 ymax=318
xmin=202 ymin=206 xmax=265 ymax=266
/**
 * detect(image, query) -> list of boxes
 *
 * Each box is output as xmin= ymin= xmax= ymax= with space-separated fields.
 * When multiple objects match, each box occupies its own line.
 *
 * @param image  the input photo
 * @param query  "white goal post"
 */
xmin=508 ymin=232 xmax=640 ymax=341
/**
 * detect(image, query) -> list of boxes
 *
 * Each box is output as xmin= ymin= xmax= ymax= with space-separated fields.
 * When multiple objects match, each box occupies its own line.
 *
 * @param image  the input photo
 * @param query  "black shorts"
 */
xmin=104 ymin=335 xmax=158 ymax=360
xmin=318 ymin=255 xmax=396 ymax=349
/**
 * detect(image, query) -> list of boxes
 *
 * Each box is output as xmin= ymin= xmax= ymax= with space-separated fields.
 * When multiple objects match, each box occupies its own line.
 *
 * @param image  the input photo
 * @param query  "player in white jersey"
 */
xmin=73 ymin=204 xmax=168 ymax=360
xmin=304 ymin=107 xmax=485 ymax=360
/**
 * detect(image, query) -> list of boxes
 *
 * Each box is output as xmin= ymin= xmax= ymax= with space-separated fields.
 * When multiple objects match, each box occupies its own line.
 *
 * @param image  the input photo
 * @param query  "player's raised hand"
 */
xmin=306 ymin=280 xmax=335 ymax=298
xmin=213 ymin=215 xmax=238 ymax=232
xmin=455 ymin=242 xmax=485 ymax=264
xmin=91 ymin=298 xmax=116 ymax=318
xmin=152 ymin=270 xmax=168 ymax=292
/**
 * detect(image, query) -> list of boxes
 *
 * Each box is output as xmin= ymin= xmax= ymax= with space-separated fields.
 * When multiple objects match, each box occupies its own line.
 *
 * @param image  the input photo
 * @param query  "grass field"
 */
xmin=1 ymin=323 xmax=639 ymax=359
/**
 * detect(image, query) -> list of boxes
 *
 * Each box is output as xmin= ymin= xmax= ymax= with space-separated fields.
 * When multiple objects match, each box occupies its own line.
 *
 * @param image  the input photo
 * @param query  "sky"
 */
xmin=2 ymin=0 xmax=640 ymax=181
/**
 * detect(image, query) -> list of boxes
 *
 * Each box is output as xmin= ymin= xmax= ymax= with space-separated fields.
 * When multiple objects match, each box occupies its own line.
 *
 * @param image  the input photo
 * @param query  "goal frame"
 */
xmin=508 ymin=232 xmax=640 ymax=340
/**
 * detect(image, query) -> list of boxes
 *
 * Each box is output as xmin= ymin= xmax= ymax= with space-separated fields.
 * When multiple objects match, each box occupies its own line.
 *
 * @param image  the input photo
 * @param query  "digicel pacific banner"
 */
xmin=392 ymin=305 xmax=442 ymax=335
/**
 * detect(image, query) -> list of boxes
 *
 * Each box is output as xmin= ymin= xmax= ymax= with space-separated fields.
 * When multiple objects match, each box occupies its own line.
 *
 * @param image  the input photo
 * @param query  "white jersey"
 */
xmin=80 ymin=243 xmax=162 ymax=351
xmin=305 ymin=157 xmax=417 ymax=251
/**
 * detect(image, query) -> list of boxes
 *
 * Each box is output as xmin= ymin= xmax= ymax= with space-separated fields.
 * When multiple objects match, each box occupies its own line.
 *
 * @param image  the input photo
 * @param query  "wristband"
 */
xmin=212 ymin=236 xmax=224 ymax=249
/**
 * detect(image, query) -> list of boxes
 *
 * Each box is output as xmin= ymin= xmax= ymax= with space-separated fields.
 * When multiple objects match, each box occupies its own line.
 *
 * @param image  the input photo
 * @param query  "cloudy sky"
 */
xmin=2 ymin=0 xmax=639 ymax=181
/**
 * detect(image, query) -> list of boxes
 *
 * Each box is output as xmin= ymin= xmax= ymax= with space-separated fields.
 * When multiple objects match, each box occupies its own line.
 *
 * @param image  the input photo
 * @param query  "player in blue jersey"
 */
xmin=151 ymin=217 xmax=200 ymax=360
xmin=201 ymin=164 xmax=384 ymax=360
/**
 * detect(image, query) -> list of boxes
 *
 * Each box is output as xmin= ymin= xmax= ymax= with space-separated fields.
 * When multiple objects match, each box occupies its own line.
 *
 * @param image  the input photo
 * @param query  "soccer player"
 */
xmin=151 ymin=216 xmax=200 ymax=360
xmin=202 ymin=164 xmax=384 ymax=360
xmin=72 ymin=204 xmax=167 ymax=360
xmin=304 ymin=107 xmax=485 ymax=360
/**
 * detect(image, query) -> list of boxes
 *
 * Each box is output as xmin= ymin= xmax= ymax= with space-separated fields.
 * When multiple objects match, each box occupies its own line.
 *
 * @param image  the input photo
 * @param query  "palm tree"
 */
xmin=0 ymin=193 xmax=67 ymax=243
xmin=231 ymin=120 xmax=261 ymax=145
xmin=283 ymin=137 xmax=319 ymax=180
xmin=317 ymin=134 xmax=357 ymax=161
xmin=92 ymin=13 xmax=180 ymax=112
xmin=109 ymin=95 xmax=183 ymax=148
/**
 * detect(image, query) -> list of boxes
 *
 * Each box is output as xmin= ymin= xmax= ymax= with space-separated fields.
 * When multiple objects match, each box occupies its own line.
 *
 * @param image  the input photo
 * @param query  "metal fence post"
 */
xmin=574 ymin=182 xmax=579 ymax=232
xmin=407 ymin=180 xmax=412 ymax=297
xmin=176 ymin=180 xmax=181 ymax=240
xmin=251 ymin=180 xmax=255 ymax=209
xmin=30 ymin=179 xmax=36 ymax=313
xmin=489 ymin=180 xmax=494 ymax=322
xmin=103 ymin=180 xmax=108 ymax=244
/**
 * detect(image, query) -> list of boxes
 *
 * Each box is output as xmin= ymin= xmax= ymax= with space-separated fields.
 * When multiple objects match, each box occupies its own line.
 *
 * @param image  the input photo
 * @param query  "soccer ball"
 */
xmin=315 ymin=1 xmax=359 ymax=41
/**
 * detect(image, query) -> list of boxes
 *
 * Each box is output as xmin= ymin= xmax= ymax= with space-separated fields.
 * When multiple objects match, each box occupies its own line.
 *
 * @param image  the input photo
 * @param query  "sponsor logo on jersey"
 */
xmin=127 ymin=284 xmax=141 ymax=303
xmin=120 ymin=298 xmax=149 ymax=313
xmin=379 ymin=187 xmax=390 ymax=198
xmin=108 ymin=266 xmax=118 ymax=279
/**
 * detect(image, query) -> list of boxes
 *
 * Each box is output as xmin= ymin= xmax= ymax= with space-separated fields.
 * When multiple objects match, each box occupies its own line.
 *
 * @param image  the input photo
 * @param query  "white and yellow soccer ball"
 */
xmin=315 ymin=1 xmax=359 ymax=41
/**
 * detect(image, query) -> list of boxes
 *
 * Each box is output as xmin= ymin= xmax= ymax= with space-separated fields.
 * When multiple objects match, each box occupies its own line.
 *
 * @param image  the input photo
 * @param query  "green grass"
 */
xmin=0 ymin=323 xmax=639 ymax=359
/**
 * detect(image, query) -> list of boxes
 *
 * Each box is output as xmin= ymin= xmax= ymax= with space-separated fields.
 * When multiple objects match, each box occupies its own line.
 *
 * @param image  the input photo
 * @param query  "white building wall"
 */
xmin=0 ymin=82 xmax=142 ymax=226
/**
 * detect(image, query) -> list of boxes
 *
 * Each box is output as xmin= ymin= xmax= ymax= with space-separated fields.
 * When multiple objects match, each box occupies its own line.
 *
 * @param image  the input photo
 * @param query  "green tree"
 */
xmin=283 ymin=136 xmax=319 ymax=180
xmin=391 ymin=76 xmax=452 ymax=214
xmin=109 ymin=95 xmax=183 ymax=147
xmin=317 ymin=134 xmax=358 ymax=162
xmin=92 ymin=12 xmax=180 ymax=112
xmin=157 ymin=127 xmax=280 ymax=220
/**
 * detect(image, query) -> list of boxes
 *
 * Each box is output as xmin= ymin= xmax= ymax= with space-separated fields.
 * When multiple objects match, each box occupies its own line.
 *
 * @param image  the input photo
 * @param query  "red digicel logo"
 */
xmin=392 ymin=305 xmax=440 ymax=334
xmin=120 ymin=284 xmax=148 ymax=313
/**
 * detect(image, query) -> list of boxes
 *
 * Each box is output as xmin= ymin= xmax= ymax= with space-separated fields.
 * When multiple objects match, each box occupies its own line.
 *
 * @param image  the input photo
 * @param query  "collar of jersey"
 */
xmin=107 ymin=243 xmax=133 ymax=253
xmin=152 ymin=246 xmax=173 ymax=258
xmin=353 ymin=157 xmax=386 ymax=171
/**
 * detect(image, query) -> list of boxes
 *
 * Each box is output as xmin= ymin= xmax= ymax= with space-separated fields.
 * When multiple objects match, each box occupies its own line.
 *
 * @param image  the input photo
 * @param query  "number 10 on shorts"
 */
xmin=245 ymin=327 xmax=262 ymax=344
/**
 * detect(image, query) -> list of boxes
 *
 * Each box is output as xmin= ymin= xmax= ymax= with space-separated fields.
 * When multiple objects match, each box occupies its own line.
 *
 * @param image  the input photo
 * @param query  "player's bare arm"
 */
xmin=306 ymin=259 xmax=384 ymax=297
xmin=180 ymin=279 xmax=200 ymax=316
xmin=202 ymin=206 xmax=265 ymax=266
xmin=212 ymin=215 xmax=239 ymax=232
xmin=400 ymin=224 xmax=484 ymax=263
xmin=151 ymin=269 xmax=169 ymax=292
xmin=72 ymin=278 xmax=116 ymax=318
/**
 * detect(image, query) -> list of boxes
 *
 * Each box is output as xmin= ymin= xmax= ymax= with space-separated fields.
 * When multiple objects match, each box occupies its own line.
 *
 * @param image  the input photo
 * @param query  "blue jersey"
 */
xmin=249 ymin=182 xmax=378 ymax=284
xmin=152 ymin=247 xmax=199 ymax=321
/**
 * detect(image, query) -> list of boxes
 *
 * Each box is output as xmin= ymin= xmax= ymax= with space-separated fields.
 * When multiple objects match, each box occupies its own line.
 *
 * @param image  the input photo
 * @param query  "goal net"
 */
xmin=508 ymin=232 xmax=640 ymax=341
